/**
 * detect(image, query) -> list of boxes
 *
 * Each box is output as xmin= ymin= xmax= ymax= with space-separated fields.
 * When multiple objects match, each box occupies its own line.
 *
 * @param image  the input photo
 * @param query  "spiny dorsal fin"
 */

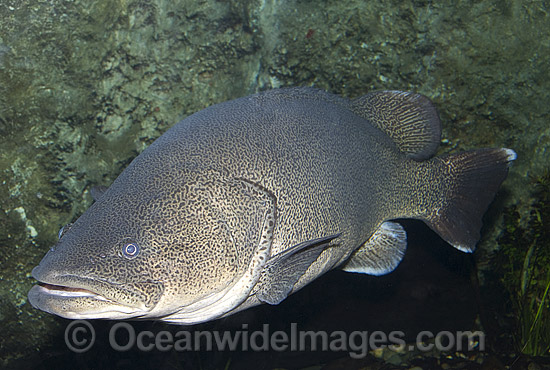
xmin=341 ymin=221 xmax=406 ymax=275
xmin=90 ymin=185 xmax=108 ymax=202
xmin=351 ymin=91 xmax=441 ymax=160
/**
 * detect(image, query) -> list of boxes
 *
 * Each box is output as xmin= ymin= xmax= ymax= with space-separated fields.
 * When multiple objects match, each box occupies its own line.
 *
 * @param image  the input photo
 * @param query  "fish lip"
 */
xmin=27 ymin=284 xmax=149 ymax=320
xmin=33 ymin=282 xmax=112 ymax=301
xmin=30 ymin=267 xmax=150 ymax=310
xmin=30 ymin=282 xmax=115 ymax=302
xmin=32 ymin=267 xmax=112 ymax=297
xmin=29 ymin=273 xmax=122 ymax=306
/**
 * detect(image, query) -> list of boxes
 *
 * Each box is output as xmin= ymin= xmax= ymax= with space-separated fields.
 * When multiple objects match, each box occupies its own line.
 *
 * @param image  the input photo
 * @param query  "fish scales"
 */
xmin=28 ymin=87 xmax=515 ymax=323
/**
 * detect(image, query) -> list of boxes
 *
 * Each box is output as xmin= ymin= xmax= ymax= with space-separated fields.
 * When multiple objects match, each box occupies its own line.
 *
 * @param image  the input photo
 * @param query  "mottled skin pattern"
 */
xmin=28 ymin=87 xmax=512 ymax=323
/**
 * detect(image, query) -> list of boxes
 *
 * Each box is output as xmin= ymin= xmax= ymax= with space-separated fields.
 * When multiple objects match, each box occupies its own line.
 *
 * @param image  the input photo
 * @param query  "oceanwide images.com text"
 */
xmin=65 ymin=321 xmax=485 ymax=358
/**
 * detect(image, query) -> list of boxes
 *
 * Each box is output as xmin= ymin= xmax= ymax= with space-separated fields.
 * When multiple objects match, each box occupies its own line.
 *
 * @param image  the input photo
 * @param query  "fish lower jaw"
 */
xmin=56 ymin=309 xmax=146 ymax=320
xmin=35 ymin=282 xmax=110 ymax=300
xmin=27 ymin=284 xmax=148 ymax=320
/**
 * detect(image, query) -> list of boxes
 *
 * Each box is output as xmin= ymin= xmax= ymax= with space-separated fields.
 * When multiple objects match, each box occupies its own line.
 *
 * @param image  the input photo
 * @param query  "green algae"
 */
xmin=496 ymin=171 xmax=550 ymax=356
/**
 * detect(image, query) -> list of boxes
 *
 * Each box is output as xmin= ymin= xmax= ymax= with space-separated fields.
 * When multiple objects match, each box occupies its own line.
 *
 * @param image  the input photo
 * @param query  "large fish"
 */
xmin=28 ymin=87 xmax=515 ymax=324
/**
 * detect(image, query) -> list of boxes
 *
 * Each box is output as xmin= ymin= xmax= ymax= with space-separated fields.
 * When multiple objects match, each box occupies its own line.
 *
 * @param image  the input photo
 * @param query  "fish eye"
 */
xmin=122 ymin=242 xmax=140 ymax=259
xmin=57 ymin=223 xmax=73 ymax=240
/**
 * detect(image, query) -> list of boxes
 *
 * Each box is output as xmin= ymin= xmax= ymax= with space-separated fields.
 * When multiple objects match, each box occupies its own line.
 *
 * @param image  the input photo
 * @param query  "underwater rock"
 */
xmin=0 ymin=0 xmax=549 ymax=368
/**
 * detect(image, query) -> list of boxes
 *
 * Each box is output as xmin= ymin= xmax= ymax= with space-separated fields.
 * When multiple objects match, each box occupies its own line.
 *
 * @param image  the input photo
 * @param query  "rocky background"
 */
xmin=0 ymin=0 xmax=549 ymax=369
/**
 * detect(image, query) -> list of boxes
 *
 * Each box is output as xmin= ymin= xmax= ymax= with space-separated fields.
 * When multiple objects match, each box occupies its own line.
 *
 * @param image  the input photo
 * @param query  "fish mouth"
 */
xmin=33 ymin=282 xmax=112 ymax=300
xmin=28 ymin=284 xmax=147 ymax=320
xmin=28 ymin=269 xmax=158 ymax=320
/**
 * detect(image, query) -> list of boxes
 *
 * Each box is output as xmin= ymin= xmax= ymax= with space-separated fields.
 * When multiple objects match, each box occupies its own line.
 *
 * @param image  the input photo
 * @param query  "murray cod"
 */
xmin=28 ymin=87 xmax=515 ymax=324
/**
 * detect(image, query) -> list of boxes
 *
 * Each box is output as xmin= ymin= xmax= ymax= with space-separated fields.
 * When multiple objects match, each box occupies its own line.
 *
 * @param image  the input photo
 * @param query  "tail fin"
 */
xmin=425 ymin=148 xmax=516 ymax=252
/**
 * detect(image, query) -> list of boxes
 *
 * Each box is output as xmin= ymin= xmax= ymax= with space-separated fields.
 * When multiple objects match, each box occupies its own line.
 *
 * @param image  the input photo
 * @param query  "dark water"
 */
xmin=10 ymin=221 xmax=481 ymax=370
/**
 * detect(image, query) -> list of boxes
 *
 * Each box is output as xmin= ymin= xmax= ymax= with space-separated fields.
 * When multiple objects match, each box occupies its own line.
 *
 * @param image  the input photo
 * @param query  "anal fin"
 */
xmin=256 ymin=234 xmax=340 ymax=305
xmin=342 ymin=221 xmax=406 ymax=276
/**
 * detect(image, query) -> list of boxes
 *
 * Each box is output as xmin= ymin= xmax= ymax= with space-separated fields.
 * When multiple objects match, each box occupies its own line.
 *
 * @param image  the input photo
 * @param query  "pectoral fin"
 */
xmin=342 ymin=221 xmax=406 ymax=275
xmin=256 ymin=234 xmax=340 ymax=305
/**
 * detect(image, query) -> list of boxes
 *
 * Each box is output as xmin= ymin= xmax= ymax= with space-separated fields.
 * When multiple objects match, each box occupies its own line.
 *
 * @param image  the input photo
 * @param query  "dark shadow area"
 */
xmin=12 ymin=220 xmax=482 ymax=370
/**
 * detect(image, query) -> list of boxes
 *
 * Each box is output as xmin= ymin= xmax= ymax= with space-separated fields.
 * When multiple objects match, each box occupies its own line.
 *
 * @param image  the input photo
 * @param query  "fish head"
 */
xmin=28 ymin=199 xmax=165 ymax=319
xmin=28 ymin=166 xmax=276 ymax=322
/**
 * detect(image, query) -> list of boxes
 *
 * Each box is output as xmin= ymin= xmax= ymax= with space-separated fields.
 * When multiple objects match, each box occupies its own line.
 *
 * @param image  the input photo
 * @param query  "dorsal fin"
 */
xmin=351 ymin=91 xmax=441 ymax=160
